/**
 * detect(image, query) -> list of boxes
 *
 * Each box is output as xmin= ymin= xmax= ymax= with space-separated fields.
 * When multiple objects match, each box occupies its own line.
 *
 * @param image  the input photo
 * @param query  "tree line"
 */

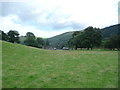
xmin=68 ymin=26 xmax=120 ymax=50
xmin=103 ymin=35 xmax=120 ymax=50
xmin=0 ymin=30 xmax=50 ymax=48
xmin=0 ymin=26 xmax=120 ymax=50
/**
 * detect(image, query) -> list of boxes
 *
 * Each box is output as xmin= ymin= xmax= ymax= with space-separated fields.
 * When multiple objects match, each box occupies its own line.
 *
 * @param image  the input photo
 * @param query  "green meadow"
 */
xmin=1 ymin=41 xmax=118 ymax=88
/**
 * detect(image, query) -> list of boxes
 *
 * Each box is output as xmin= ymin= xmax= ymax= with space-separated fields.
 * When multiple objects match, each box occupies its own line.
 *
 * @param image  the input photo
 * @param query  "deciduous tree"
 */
xmin=7 ymin=30 xmax=19 ymax=43
xmin=24 ymin=32 xmax=37 ymax=47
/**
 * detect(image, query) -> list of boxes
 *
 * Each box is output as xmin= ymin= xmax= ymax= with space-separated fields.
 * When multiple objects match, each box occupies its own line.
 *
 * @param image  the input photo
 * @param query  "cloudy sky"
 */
xmin=0 ymin=0 xmax=119 ymax=38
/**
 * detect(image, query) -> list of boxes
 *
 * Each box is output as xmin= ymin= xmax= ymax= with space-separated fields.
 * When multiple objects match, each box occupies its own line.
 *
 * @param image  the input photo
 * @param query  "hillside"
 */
xmin=18 ymin=24 xmax=119 ymax=48
xmin=101 ymin=24 xmax=120 ymax=39
xmin=2 ymin=41 xmax=118 ymax=88
xmin=48 ymin=31 xmax=74 ymax=48
xmin=47 ymin=24 xmax=120 ymax=48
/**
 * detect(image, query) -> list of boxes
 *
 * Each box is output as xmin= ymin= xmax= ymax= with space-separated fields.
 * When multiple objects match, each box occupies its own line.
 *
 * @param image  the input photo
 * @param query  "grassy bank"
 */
xmin=2 ymin=41 xmax=118 ymax=88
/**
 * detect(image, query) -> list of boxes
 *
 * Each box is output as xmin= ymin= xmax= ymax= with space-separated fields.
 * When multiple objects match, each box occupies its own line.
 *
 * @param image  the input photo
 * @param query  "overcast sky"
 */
xmin=0 ymin=0 xmax=119 ymax=38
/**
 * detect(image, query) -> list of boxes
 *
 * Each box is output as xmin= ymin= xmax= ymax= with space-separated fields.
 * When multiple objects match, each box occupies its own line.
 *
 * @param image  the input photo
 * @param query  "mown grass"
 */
xmin=1 ymin=41 xmax=118 ymax=88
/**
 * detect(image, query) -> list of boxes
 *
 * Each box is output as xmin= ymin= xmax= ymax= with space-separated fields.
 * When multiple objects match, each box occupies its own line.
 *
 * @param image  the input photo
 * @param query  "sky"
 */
xmin=0 ymin=0 xmax=119 ymax=38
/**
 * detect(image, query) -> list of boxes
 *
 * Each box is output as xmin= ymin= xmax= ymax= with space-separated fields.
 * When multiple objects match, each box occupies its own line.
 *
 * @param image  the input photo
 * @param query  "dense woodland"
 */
xmin=0 ymin=24 xmax=120 ymax=50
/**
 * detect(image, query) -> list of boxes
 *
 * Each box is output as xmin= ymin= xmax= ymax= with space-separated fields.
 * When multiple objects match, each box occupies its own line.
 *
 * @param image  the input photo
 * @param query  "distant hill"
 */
xmin=47 ymin=24 xmax=120 ymax=48
xmin=19 ymin=24 xmax=119 ymax=48
xmin=48 ymin=31 xmax=74 ymax=49
xmin=101 ymin=24 xmax=120 ymax=39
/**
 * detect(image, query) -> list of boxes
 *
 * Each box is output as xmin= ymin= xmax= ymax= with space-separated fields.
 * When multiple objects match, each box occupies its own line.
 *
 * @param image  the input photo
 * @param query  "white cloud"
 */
xmin=0 ymin=15 xmax=72 ymax=38
xmin=25 ymin=0 xmax=119 ymax=28
xmin=0 ymin=0 xmax=119 ymax=37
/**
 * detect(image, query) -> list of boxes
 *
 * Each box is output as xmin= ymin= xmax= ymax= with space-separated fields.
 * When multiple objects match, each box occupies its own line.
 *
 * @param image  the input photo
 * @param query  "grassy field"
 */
xmin=1 ymin=41 xmax=118 ymax=88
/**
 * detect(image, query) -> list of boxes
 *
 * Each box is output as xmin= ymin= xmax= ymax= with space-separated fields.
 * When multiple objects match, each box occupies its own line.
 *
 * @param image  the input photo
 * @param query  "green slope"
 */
xmin=101 ymin=24 xmax=120 ymax=39
xmin=2 ymin=41 xmax=118 ymax=88
xmin=47 ymin=24 xmax=120 ymax=48
xmin=47 ymin=31 xmax=74 ymax=48
xmin=18 ymin=24 xmax=119 ymax=48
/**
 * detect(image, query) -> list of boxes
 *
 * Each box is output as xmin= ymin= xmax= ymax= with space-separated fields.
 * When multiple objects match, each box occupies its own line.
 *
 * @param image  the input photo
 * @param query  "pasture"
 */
xmin=1 ymin=41 xmax=118 ymax=88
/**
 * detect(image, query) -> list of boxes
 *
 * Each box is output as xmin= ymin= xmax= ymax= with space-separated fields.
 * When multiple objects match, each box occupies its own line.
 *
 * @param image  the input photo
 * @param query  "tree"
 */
xmin=7 ymin=30 xmax=19 ymax=43
xmin=45 ymin=39 xmax=50 ymax=46
xmin=68 ymin=38 xmax=75 ymax=49
xmin=72 ymin=31 xmax=80 ymax=38
xmin=68 ymin=31 xmax=82 ymax=50
xmin=24 ymin=32 xmax=37 ymax=47
xmin=0 ymin=30 xmax=8 ymax=41
xmin=0 ymin=30 xmax=1 ymax=40
xmin=81 ymin=26 xmax=102 ymax=50
xmin=68 ymin=26 xmax=102 ymax=50
xmin=104 ymin=35 xmax=120 ymax=50
xmin=36 ymin=38 xmax=44 ymax=48
xmin=74 ymin=31 xmax=86 ymax=49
